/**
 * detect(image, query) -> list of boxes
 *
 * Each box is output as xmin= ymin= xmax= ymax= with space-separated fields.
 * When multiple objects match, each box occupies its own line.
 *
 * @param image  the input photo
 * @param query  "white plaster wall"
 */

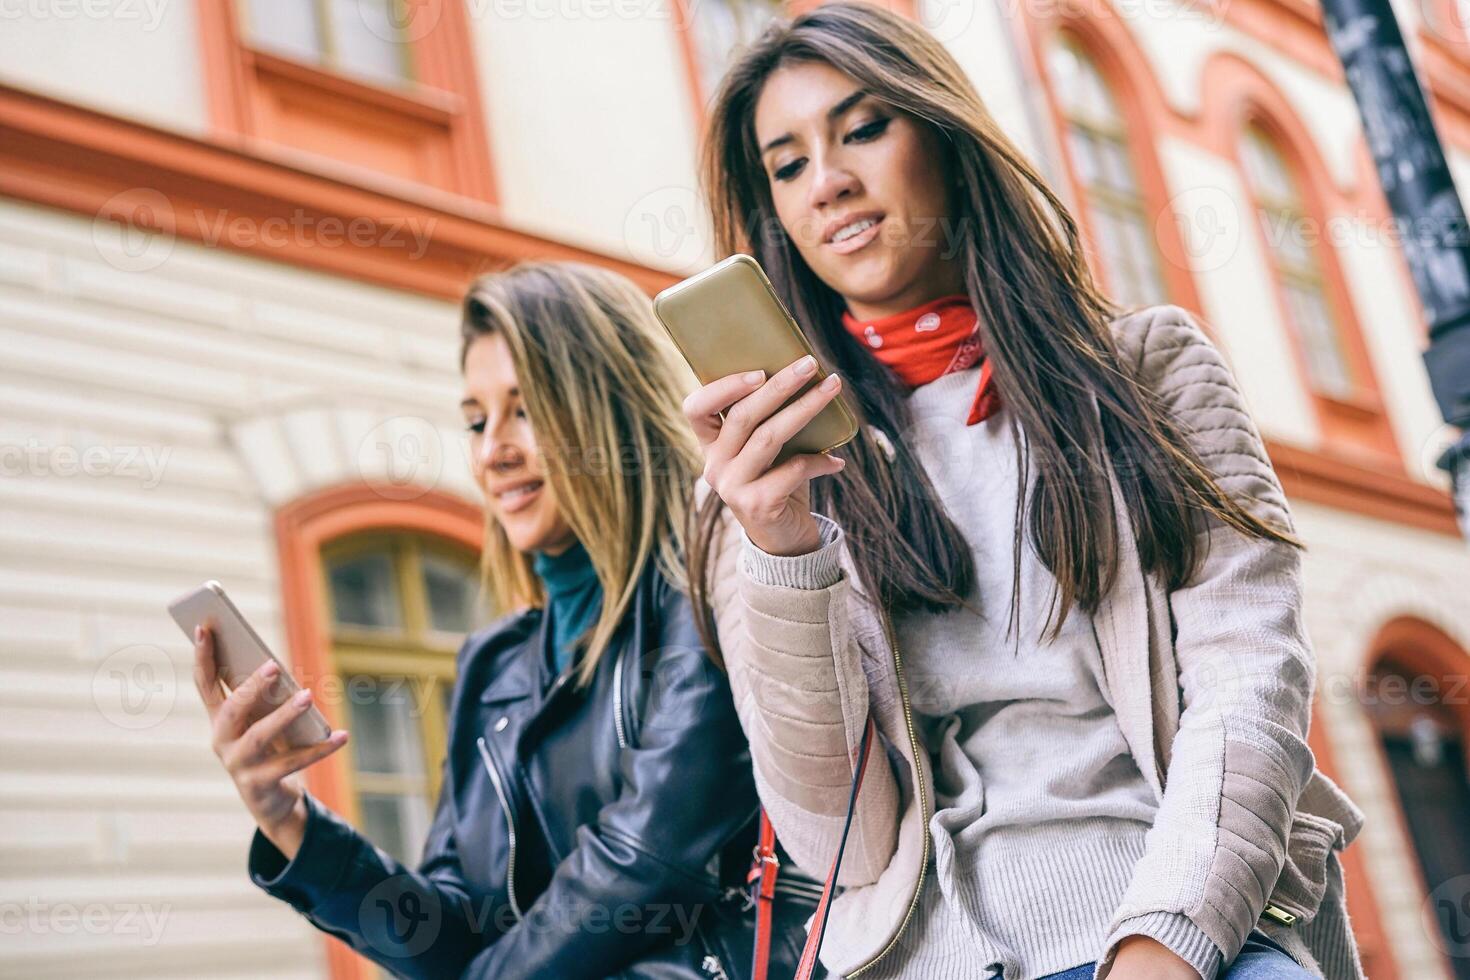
xmin=0 ymin=196 xmax=475 ymax=978
xmin=1156 ymin=137 xmax=1323 ymax=445
xmin=927 ymin=0 xmax=1057 ymax=178
xmin=463 ymin=0 xmax=713 ymax=272
xmin=0 ymin=0 xmax=209 ymax=135
xmin=1333 ymin=217 xmax=1457 ymax=484
xmin=1126 ymin=0 xmax=1367 ymax=192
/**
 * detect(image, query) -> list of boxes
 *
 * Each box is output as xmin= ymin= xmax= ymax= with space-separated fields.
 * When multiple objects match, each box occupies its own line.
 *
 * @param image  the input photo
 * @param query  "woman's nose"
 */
xmin=808 ymin=156 xmax=861 ymax=214
xmin=475 ymin=423 xmax=516 ymax=473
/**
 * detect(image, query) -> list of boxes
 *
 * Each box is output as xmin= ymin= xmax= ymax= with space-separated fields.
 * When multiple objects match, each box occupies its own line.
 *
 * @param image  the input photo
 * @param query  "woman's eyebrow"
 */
xmin=759 ymin=88 xmax=870 ymax=154
xmin=459 ymin=386 xmax=518 ymax=410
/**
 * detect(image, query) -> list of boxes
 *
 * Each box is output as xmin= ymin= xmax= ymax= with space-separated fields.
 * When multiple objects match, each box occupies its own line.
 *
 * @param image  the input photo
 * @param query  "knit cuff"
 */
xmin=1102 ymin=911 xmax=1223 ymax=980
xmin=739 ymin=514 xmax=844 ymax=591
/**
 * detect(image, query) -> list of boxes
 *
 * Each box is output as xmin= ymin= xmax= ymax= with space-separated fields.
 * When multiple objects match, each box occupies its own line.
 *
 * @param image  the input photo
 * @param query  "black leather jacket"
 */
xmin=248 ymin=559 xmax=819 ymax=979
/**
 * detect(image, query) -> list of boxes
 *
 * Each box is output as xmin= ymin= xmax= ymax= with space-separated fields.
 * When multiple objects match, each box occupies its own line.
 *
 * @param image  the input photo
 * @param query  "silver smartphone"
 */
xmin=168 ymin=580 xmax=332 ymax=747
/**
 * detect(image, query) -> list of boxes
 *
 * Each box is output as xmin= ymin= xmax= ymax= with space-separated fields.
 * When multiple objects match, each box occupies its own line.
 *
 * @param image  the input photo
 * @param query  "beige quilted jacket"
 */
xmin=702 ymin=305 xmax=1368 ymax=979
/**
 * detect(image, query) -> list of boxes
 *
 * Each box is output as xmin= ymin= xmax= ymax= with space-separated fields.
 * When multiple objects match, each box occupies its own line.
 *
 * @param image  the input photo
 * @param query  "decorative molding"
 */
xmin=1268 ymin=438 xmax=1459 ymax=535
xmin=0 ymin=82 xmax=678 ymax=302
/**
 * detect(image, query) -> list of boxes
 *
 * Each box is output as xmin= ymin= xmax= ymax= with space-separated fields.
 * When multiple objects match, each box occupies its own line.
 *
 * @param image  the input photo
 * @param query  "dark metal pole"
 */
xmin=1319 ymin=0 xmax=1470 ymax=535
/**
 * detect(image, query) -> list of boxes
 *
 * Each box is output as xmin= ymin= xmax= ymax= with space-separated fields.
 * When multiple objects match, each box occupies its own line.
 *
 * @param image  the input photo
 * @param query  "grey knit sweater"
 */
xmin=742 ymin=368 xmax=1222 ymax=979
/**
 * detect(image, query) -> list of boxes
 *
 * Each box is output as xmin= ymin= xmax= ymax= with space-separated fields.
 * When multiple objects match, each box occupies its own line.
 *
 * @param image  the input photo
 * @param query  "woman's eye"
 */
xmin=847 ymin=118 xmax=890 ymax=143
xmin=515 ymin=407 xmax=528 ymax=420
xmin=773 ymin=158 xmax=806 ymax=182
xmin=465 ymin=418 xmax=486 ymax=434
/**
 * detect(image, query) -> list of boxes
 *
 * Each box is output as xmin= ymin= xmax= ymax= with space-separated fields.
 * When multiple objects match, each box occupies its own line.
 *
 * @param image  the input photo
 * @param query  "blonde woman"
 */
xmin=682 ymin=4 xmax=1365 ymax=980
xmin=192 ymin=262 xmax=817 ymax=979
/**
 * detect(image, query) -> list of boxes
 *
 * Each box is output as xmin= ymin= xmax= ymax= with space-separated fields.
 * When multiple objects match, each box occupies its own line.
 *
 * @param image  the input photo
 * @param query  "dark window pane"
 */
xmin=423 ymin=551 xmax=478 ymax=634
xmin=347 ymin=676 xmax=432 ymax=862
xmin=328 ymin=551 xmax=402 ymax=629
xmin=347 ymin=676 xmax=425 ymax=774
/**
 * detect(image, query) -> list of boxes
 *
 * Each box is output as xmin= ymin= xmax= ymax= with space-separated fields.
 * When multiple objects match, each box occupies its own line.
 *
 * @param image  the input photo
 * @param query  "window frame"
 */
xmin=1049 ymin=34 xmax=1170 ymax=307
xmin=1238 ymin=123 xmax=1362 ymax=401
xmin=196 ymin=0 xmax=498 ymax=203
xmin=275 ymin=484 xmax=484 ymax=980
xmin=1028 ymin=19 xmax=1203 ymax=314
xmin=1220 ymin=95 xmax=1403 ymax=466
xmin=321 ymin=532 xmax=477 ymax=815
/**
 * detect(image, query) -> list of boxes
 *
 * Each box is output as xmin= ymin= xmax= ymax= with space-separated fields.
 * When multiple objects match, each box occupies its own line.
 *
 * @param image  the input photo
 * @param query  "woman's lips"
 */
xmin=495 ymin=480 xmax=543 ymax=515
xmin=826 ymin=216 xmax=883 ymax=255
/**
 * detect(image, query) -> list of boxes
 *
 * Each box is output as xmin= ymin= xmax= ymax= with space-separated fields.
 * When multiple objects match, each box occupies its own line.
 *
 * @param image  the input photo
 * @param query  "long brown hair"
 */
xmin=461 ymin=261 xmax=701 ymax=685
xmin=689 ymin=1 xmax=1299 ymax=654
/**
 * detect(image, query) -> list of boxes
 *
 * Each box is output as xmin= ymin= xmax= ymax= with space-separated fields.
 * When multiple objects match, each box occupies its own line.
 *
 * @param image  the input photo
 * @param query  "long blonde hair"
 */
xmin=460 ymin=261 xmax=701 ymax=685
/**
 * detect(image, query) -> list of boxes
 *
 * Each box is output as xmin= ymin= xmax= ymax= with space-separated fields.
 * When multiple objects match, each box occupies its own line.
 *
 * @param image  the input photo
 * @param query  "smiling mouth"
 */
xmin=827 ymin=215 xmax=884 ymax=254
xmin=495 ymin=480 xmax=543 ymax=513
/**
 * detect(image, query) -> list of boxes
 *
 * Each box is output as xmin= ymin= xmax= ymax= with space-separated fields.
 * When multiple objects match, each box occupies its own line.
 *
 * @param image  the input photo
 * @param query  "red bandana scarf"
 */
xmin=840 ymin=294 xmax=1001 ymax=425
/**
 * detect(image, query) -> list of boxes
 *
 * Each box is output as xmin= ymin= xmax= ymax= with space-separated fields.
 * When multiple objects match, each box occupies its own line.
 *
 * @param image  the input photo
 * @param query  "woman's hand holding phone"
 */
xmin=684 ymin=353 xmax=847 ymax=557
xmin=192 ymin=625 xmax=349 ymax=861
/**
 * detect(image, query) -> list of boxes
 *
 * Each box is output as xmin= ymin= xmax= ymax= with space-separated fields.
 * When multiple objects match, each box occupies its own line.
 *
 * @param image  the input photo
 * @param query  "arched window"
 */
xmin=1364 ymin=620 xmax=1470 ymax=979
xmin=1238 ymin=123 xmax=1358 ymax=401
xmin=1045 ymin=33 xmax=1168 ymax=308
xmin=322 ymin=532 xmax=484 ymax=863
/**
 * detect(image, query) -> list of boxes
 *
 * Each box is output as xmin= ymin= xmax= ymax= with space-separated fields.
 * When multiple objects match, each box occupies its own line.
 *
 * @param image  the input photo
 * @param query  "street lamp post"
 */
xmin=1319 ymin=0 xmax=1470 ymax=537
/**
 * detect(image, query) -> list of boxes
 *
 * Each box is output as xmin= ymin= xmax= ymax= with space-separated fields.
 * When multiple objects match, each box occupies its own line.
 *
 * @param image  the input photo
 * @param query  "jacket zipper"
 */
xmin=848 ymin=604 xmax=930 ymax=977
xmin=612 ymin=643 xmax=630 ymax=750
xmin=476 ymin=735 xmax=524 ymax=923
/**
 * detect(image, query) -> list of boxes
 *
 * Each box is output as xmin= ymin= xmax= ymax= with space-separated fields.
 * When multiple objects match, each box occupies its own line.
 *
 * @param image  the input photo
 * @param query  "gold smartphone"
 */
xmin=653 ymin=254 xmax=859 ymax=463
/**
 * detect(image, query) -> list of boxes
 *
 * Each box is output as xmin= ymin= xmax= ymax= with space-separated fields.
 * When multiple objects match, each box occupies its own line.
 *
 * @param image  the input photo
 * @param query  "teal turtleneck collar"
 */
xmin=532 ymin=538 xmax=602 ymax=676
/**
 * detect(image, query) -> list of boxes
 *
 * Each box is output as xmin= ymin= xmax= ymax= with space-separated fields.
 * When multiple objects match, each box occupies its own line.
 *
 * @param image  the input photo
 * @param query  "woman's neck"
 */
xmin=842 ymin=261 xmax=968 ymax=322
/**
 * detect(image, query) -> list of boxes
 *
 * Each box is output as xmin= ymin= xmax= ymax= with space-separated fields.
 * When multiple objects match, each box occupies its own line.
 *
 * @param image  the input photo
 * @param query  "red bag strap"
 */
xmin=749 ymin=715 xmax=878 ymax=980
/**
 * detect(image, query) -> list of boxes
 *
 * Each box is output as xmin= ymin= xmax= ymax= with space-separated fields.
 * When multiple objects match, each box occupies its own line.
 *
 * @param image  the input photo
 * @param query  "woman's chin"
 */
xmin=502 ymin=516 xmax=571 ymax=555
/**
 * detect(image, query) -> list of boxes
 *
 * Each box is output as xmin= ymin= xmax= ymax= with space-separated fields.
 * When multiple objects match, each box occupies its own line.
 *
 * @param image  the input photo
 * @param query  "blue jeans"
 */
xmin=1038 ymin=930 xmax=1310 ymax=980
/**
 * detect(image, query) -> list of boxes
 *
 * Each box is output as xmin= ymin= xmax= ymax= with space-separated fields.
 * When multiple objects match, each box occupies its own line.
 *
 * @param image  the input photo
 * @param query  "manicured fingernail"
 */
xmin=194 ymin=626 xmax=202 ymax=642
xmin=262 ymin=661 xmax=279 ymax=678
xmin=294 ymin=689 xmax=312 ymax=706
xmin=743 ymin=370 xmax=765 ymax=385
xmin=332 ymin=730 xmax=350 ymax=742
xmin=821 ymin=373 xmax=841 ymax=391
xmin=795 ymin=356 xmax=817 ymax=376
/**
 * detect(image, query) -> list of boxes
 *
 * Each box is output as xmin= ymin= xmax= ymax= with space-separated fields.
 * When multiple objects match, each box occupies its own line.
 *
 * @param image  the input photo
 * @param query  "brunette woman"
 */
xmin=682 ymin=5 xmax=1365 ymax=979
